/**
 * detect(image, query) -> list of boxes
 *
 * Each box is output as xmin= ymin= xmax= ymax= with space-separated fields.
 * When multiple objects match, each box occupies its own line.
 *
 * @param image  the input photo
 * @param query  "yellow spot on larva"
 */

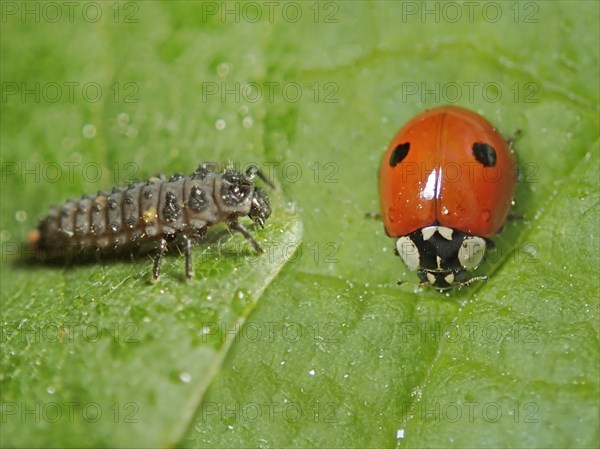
xmin=94 ymin=196 xmax=107 ymax=208
xmin=143 ymin=208 xmax=157 ymax=224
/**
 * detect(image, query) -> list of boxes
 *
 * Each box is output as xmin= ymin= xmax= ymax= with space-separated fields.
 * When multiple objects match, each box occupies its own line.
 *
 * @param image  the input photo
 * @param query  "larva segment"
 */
xmin=139 ymin=179 xmax=161 ymax=240
xmin=183 ymin=176 xmax=217 ymax=230
xmin=158 ymin=176 xmax=186 ymax=236
xmin=106 ymin=189 xmax=126 ymax=247
xmin=90 ymin=193 xmax=109 ymax=248
xmin=74 ymin=196 xmax=92 ymax=240
xmin=214 ymin=170 xmax=254 ymax=217
xmin=59 ymin=203 xmax=75 ymax=241
xmin=119 ymin=185 xmax=139 ymax=235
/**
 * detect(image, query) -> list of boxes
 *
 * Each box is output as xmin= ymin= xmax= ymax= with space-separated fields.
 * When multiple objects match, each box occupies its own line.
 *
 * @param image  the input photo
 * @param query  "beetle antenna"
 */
xmin=506 ymin=129 xmax=522 ymax=148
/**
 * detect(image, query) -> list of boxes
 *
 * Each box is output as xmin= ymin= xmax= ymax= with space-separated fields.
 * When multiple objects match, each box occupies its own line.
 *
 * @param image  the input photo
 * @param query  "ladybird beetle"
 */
xmin=32 ymin=163 xmax=273 ymax=281
xmin=379 ymin=106 xmax=518 ymax=290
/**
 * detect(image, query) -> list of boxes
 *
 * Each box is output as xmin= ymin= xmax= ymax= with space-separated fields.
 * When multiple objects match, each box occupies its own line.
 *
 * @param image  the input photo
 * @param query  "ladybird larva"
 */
xmin=32 ymin=163 xmax=273 ymax=280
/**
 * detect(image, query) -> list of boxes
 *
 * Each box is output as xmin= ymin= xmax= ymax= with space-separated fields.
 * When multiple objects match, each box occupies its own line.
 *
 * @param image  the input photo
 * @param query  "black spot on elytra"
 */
xmin=472 ymin=142 xmax=497 ymax=167
xmin=389 ymin=143 xmax=410 ymax=167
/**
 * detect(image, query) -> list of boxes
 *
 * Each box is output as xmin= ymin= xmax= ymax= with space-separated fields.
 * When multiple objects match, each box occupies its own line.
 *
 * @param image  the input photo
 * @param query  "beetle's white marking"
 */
xmin=444 ymin=273 xmax=455 ymax=285
xmin=421 ymin=225 xmax=453 ymax=241
xmin=421 ymin=226 xmax=436 ymax=241
xmin=458 ymin=236 xmax=486 ymax=270
xmin=397 ymin=237 xmax=420 ymax=271
xmin=436 ymin=256 xmax=442 ymax=269
xmin=426 ymin=272 xmax=436 ymax=285
xmin=437 ymin=226 xmax=454 ymax=240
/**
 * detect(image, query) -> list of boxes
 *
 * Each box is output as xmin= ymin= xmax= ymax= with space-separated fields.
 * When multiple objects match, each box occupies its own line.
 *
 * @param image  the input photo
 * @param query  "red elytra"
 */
xmin=379 ymin=106 xmax=517 ymax=239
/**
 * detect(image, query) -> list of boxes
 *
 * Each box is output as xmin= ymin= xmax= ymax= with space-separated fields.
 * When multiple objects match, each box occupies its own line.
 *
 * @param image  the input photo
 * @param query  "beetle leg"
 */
xmin=458 ymin=275 xmax=488 ymax=288
xmin=228 ymin=220 xmax=263 ymax=254
xmin=506 ymin=129 xmax=522 ymax=147
xmin=364 ymin=211 xmax=381 ymax=220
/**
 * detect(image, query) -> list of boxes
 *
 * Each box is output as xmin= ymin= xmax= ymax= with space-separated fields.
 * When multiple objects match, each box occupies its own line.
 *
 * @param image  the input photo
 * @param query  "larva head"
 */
xmin=217 ymin=169 xmax=272 ymax=227
xmin=249 ymin=188 xmax=271 ymax=228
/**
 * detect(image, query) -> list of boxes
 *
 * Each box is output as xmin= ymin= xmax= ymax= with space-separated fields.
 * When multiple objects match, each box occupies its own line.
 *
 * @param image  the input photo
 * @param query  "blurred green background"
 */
xmin=1 ymin=1 xmax=598 ymax=448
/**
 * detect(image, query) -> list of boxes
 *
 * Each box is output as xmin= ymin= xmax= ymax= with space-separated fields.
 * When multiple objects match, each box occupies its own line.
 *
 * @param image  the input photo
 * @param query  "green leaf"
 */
xmin=1 ymin=199 xmax=300 ymax=448
xmin=1 ymin=3 xmax=301 ymax=446
xmin=1 ymin=1 xmax=599 ymax=448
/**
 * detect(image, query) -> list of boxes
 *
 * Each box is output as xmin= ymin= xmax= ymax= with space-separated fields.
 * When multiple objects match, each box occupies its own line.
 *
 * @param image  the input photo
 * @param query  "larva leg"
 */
xmin=194 ymin=226 xmax=208 ymax=240
xmin=153 ymin=237 xmax=168 ymax=281
xmin=228 ymin=220 xmax=263 ymax=254
xmin=184 ymin=236 xmax=193 ymax=279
